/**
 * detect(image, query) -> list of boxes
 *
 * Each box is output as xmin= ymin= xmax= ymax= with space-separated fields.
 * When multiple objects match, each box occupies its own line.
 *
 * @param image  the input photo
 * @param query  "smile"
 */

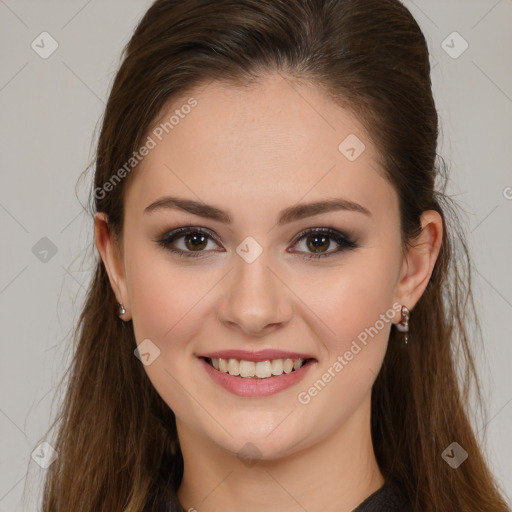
xmin=198 ymin=355 xmax=317 ymax=397
xmin=207 ymin=357 xmax=307 ymax=378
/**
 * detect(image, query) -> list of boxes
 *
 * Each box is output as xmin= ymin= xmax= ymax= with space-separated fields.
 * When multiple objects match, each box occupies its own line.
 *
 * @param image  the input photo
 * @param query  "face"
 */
xmin=110 ymin=74 xmax=407 ymax=461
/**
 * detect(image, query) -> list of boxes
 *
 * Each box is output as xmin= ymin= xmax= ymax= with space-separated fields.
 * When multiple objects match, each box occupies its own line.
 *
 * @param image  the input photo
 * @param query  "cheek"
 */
xmin=302 ymin=250 xmax=401 ymax=358
xmin=124 ymin=245 xmax=217 ymax=420
xmin=291 ymin=254 xmax=400 ymax=431
xmin=126 ymin=247 xmax=212 ymax=346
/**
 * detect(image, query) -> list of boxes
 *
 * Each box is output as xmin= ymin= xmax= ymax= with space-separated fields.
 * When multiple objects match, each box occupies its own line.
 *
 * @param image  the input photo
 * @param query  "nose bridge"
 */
xmin=219 ymin=240 xmax=291 ymax=335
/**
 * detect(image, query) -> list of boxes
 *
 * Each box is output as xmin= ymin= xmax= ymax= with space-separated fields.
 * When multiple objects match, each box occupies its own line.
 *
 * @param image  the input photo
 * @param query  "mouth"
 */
xmin=198 ymin=352 xmax=317 ymax=397
xmin=201 ymin=356 xmax=315 ymax=379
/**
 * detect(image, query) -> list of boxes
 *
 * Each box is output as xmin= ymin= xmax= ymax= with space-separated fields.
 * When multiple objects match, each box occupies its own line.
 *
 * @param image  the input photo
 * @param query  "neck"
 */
xmin=176 ymin=392 xmax=385 ymax=512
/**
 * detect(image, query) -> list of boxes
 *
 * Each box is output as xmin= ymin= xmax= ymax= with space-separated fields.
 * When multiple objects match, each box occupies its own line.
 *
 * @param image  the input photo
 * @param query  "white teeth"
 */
xmin=227 ymin=358 xmax=240 ymax=376
xmin=219 ymin=358 xmax=228 ymax=373
xmin=255 ymin=360 xmax=272 ymax=378
xmin=293 ymin=358 xmax=303 ymax=370
xmin=271 ymin=359 xmax=283 ymax=375
xmin=209 ymin=357 xmax=305 ymax=378
xmin=239 ymin=360 xmax=255 ymax=377
xmin=283 ymin=358 xmax=294 ymax=373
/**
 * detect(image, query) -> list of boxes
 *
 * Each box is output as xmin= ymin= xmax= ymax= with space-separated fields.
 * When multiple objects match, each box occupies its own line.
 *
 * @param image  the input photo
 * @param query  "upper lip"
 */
xmin=198 ymin=349 xmax=316 ymax=362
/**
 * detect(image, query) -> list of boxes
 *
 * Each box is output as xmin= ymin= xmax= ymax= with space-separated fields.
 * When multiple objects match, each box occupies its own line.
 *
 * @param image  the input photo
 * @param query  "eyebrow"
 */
xmin=144 ymin=195 xmax=371 ymax=225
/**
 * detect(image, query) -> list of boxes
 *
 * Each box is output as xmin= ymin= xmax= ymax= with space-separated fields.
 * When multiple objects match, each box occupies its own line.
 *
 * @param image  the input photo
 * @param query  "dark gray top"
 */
xmin=164 ymin=477 xmax=412 ymax=511
xmin=353 ymin=478 xmax=412 ymax=511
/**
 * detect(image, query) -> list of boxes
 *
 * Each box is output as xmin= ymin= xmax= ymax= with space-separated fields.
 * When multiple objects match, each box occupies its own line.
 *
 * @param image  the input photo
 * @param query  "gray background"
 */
xmin=0 ymin=1 xmax=511 ymax=510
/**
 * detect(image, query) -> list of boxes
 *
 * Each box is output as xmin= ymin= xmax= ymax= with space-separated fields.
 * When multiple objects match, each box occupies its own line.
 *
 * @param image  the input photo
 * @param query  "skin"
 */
xmin=95 ymin=73 xmax=443 ymax=512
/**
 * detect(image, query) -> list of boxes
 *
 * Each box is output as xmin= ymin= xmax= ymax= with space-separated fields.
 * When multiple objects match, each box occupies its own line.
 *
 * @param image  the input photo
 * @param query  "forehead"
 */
xmin=126 ymin=74 xmax=395 ymax=221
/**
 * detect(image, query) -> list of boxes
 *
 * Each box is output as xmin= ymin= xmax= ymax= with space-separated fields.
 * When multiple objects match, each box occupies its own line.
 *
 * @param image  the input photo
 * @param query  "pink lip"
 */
xmin=199 ymin=357 xmax=316 ymax=397
xmin=197 ymin=349 xmax=316 ymax=362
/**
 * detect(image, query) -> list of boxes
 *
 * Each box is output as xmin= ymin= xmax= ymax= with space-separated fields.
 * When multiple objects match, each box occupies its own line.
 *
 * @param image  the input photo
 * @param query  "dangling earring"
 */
xmin=116 ymin=302 xmax=126 ymax=316
xmin=396 ymin=305 xmax=410 ymax=344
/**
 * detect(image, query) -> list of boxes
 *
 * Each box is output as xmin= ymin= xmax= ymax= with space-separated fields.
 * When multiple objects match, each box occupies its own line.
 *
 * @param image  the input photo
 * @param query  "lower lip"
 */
xmin=199 ymin=357 xmax=316 ymax=397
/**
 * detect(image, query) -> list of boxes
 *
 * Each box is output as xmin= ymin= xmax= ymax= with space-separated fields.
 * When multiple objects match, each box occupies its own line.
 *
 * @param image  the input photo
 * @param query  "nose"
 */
xmin=217 ymin=250 xmax=293 ymax=337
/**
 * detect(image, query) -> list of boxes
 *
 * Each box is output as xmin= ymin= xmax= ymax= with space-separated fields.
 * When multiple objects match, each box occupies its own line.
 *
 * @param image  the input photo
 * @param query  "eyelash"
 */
xmin=157 ymin=226 xmax=358 ymax=260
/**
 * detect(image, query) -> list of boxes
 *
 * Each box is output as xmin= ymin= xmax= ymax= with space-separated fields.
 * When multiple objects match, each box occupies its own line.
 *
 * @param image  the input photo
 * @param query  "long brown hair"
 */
xmin=40 ymin=0 xmax=510 ymax=510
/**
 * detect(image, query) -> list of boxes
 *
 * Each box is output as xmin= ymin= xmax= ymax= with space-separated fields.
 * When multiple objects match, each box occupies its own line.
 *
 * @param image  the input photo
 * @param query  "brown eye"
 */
xmin=291 ymin=228 xmax=358 ymax=260
xmin=158 ymin=227 xmax=221 ymax=257
xmin=305 ymin=233 xmax=330 ymax=253
xmin=183 ymin=233 xmax=208 ymax=251
xmin=158 ymin=226 xmax=358 ymax=260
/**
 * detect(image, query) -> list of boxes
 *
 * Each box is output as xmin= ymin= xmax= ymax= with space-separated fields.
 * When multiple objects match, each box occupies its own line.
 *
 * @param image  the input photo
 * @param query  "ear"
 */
xmin=394 ymin=210 xmax=444 ymax=318
xmin=94 ymin=212 xmax=131 ymax=321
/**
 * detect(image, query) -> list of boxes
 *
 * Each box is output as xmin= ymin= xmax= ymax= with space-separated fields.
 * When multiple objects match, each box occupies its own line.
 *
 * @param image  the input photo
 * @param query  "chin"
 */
xmin=201 ymin=415 xmax=313 ymax=463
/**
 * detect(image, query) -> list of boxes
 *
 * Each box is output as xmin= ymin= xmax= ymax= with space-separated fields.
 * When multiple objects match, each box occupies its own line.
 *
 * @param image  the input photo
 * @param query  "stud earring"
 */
xmin=116 ymin=302 xmax=126 ymax=316
xmin=395 ymin=305 xmax=410 ymax=344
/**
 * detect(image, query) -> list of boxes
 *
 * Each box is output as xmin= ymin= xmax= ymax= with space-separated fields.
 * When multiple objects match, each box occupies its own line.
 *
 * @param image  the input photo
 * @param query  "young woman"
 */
xmin=41 ymin=0 xmax=510 ymax=511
